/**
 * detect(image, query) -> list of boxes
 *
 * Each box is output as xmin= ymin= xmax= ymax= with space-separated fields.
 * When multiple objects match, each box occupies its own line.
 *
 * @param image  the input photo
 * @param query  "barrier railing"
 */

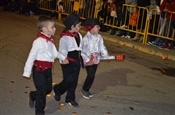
xmin=61 ymin=0 xmax=96 ymax=19
xmin=39 ymin=0 xmax=57 ymax=12
xmin=102 ymin=4 xmax=149 ymax=44
xmin=38 ymin=1 xmax=175 ymax=45
xmin=146 ymin=9 xmax=175 ymax=43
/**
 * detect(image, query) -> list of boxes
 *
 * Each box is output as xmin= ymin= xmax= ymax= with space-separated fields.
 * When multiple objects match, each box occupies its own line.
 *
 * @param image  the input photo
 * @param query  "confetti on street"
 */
xmin=59 ymin=102 xmax=64 ymax=106
xmin=47 ymin=94 xmax=52 ymax=97
xmin=106 ymin=112 xmax=112 ymax=114
xmin=72 ymin=112 xmax=78 ymax=115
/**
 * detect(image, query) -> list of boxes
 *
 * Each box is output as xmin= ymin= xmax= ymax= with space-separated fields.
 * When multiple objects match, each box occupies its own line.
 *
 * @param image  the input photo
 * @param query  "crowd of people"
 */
xmin=64 ymin=0 xmax=174 ymax=50
xmin=1 ymin=0 xmax=40 ymax=16
xmin=0 ymin=0 xmax=174 ymax=50
xmin=94 ymin=0 xmax=175 ymax=50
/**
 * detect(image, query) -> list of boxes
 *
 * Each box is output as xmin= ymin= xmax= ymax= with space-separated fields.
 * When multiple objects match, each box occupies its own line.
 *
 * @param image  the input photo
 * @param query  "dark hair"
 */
xmin=37 ymin=15 xmax=54 ymax=30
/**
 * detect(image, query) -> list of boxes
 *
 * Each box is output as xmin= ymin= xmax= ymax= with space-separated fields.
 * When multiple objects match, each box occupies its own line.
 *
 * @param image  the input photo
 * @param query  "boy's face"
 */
xmin=71 ymin=22 xmax=81 ymax=33
xmin=43 ymin=21 xmax=56 ymax=36
xmin=91 ymin=25 xmax=100 ymax=34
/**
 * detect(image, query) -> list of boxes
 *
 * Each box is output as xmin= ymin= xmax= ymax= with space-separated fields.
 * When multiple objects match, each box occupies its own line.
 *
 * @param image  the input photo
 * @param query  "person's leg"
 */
xmin=32 ymin=67 xmax=51 ymax=115
xmin=82 ymin=64 xmax=98 ymax=91
xmin=53 ymin=64 xmax=72 ymax=101
xmin=45 ymin=69 xmax=52 ymax=95
xmin=129 ymin=26 xmax=136 ymax=38
xmin=81 ymin=64 xmax=98 ymax=99
xmin=65 ymin=64 xmax=80 ymax=105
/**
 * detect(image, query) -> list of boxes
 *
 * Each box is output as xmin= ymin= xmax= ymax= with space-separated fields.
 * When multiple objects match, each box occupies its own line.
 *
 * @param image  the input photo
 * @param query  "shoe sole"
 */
xmin=80 ymin=91 xmax=90 ymax=99
xmin=66 ymin=102 xmax=79 ymax=107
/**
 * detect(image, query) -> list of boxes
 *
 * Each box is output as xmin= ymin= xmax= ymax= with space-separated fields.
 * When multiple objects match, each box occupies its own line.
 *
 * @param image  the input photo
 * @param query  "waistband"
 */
xmin=34 ymin=60 xmax=53 ymax=71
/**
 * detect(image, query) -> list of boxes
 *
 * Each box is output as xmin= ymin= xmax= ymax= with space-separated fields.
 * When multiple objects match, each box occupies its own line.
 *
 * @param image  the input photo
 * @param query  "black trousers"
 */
xmin=31 ymin=66 xmax=52 ymax=114
xmin=54 ymin=62 xmax=81 ymax=102
xmin=82 ymin=64 xmax=98 ymax=91
xmin=128 ymin=25 xmax=136 ymax=38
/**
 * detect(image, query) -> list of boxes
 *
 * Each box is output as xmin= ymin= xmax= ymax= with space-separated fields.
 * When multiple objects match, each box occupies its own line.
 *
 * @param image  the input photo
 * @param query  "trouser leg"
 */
xmin=82 ymin=64 xmax=98 ymax=91
xmin=32 ymin=67 xmax=52 ymax=115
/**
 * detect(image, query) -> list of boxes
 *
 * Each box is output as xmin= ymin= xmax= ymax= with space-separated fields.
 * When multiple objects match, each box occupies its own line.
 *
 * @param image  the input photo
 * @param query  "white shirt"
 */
xmin=58 ymin=32 xmax=83 ymax=63
xmin=23 ymin=35 xmax=64 ymax=78
xmin=81 ymin=31 xmax=108 ymax=64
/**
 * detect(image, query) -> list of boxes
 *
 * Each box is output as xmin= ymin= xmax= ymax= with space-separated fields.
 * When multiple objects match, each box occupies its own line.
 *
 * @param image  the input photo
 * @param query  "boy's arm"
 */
xmin=99 ymin=35 xmax=108 ymax=57
xmin=81 ymin=38 xmax=91 ymax=63
xmin=23 ymin=40 xmax=39 ymax=78
xmin=58 ymin=37 xmax=68 ymax=63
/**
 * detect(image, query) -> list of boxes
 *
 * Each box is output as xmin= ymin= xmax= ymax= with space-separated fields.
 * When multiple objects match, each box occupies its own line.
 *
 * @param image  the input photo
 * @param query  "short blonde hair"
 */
xmin=37 ymin=15 xmax=54 ymax=30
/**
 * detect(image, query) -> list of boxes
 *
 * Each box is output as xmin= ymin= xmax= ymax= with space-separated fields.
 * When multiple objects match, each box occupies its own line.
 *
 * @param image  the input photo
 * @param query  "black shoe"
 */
xmin=87 ymin=91 xmax=94 ymax=98
xmin=53 ymin=92 xmax=60 ymax=101
xmin=35 ymin=111 xmax=45 ymax=115
xmin=29 ymin=92 xmax=35 ymax=108
xmin=53 ymin=86 xmax=61 ymax=101
xmin=66 ymin=100 xmax=79 ymax=107
xmin=80 ymin=89 xmax=90 ymax=99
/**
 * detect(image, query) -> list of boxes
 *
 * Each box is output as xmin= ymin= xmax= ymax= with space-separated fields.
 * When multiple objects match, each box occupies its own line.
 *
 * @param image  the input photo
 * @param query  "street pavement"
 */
xmin=0 ymin=11 xmax=175 ymax=115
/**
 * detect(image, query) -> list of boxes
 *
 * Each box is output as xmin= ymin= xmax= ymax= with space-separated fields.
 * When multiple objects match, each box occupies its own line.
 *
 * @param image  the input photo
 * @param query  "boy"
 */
xmin=81 ymin=18 xmax=109 ymax=99
xmin=23 ymin=15 xmax=67 ymax=115
xmin=53 ymin=13 xmax=83 ymax=107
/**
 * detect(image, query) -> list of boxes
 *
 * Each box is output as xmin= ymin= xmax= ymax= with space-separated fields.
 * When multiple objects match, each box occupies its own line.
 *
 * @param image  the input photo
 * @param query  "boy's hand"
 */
xmin=86 ymin=60 xmax=93 ymax=66
xmin=62 ymin=58 xmax=69 ymax=64
xmin=89 ymin=55 xmax=94 ymax=61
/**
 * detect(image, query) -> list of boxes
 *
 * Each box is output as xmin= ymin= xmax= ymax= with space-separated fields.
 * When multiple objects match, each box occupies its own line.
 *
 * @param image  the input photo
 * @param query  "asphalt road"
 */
xmin=0 ymin=11 xmax=175 ymax=115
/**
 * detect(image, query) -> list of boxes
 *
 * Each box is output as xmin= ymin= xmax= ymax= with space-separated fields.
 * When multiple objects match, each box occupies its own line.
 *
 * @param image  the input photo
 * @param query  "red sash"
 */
xmin=34 ymin=60 xmax=53 ymax=71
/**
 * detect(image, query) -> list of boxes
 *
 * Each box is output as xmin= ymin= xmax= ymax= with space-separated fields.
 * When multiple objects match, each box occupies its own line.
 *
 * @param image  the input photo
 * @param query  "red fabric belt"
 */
xmin=67 ymin=57 xmax=77 ymax=62
xmin=34 ymin=60 xmax=53 ymax=71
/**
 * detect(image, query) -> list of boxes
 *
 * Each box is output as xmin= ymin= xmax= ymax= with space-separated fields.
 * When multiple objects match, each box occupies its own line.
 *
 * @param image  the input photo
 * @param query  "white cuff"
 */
xmin=23 ymin=72 xmax=31 ymax=78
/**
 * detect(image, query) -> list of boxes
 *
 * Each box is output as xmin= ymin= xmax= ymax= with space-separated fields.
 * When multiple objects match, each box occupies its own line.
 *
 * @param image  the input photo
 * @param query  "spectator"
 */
xmin=132 ymin=0 xmax=150 ymax=41
xmin=115 ymin=0 xmax=137 ymax=36
xmin=147 ymin=0 xmax=161 ymax=42
xmin=124 ymin=5 xmax=139 ymax=39
xmin=149 ymin=0 xmax=175 ymax=50
xmin=57 ymin=0 xmax=64 ymax=13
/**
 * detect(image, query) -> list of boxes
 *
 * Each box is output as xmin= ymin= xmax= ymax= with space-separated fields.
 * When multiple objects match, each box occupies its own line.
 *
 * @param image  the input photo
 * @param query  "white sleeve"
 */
xmin=81 ymin=37 xmax=90 ymax=63
xmin=58 ymin=37 xmax=68 ymax=60
xmin=52 ymin=43 xmax=65 ymax=60
xmin=99 ymin=35 xmax=108 ymax=57
xmin=23 ymin=40 xmax=39 ymax=78
xmin=57 ymin=52 xmax=66 ymax=60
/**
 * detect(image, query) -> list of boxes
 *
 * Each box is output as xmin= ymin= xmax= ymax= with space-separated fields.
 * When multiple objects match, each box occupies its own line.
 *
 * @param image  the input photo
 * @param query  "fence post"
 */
xmin=143 ymin=9 xmax=150 ymax=44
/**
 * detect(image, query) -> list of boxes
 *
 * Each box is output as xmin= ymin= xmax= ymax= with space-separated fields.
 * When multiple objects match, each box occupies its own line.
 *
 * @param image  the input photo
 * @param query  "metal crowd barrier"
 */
xmin=38 ymin=0 xmax=175 ymax=45
xmin=39 ymin=0 xmax=57 ymax=12
xmin=102 ymin=4 xmax=149 ymax=44
xmin=146 ymin=9 xmax=175 ymax=43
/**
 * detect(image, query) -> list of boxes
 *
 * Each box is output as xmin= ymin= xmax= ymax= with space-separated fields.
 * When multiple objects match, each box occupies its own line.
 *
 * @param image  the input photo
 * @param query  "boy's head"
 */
xmin=63 ymin=13 xmax=81 ymax=33
xmin=83 ymin=18 xmax=101 ymax=34
xmin=37 ymin=15 xmax=56 ymax=36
